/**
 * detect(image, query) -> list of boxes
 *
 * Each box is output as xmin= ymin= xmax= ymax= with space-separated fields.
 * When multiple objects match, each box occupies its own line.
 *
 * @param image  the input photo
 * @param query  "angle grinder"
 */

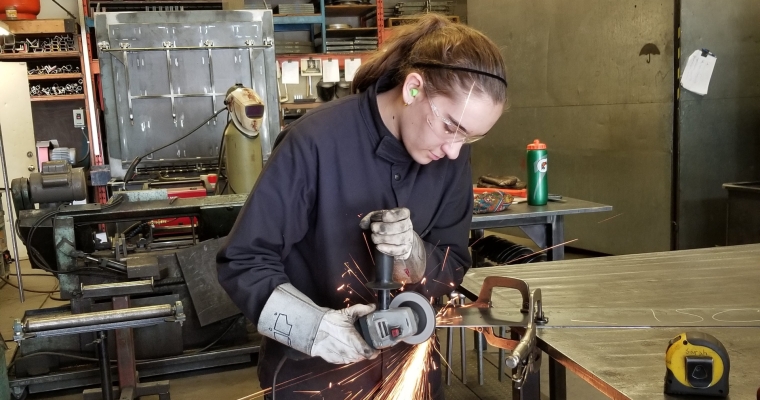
xmin=355 ymin=247 xmax=436 ymax=350
xmin=665 ymin=332 xmax=730 ymax=397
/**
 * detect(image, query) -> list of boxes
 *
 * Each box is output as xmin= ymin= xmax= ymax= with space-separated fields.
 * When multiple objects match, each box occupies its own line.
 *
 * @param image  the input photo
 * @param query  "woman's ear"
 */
xmin=402 ymin=72 xmax=424 ymax=106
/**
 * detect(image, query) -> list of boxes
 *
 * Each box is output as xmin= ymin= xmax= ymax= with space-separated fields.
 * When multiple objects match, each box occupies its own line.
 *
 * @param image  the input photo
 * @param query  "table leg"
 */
xmin=498 ymin=326 xmax=506 ymax=382
xmin=96 ymin=331 xmax=113 ymax=400
xmin=476 ymin=331 xmax=484 ymax=385
xmin=511 ymin=331 xmax=541 ymax=400
xmin=549 ymin=357 xmax=567 ymax=400
xmin=446 ymin=328 xmax=453 ymax=386
xmin=547 ymin=216 xmax=565 ymax=261
xmin=519 ymin=225 xmax=547 ymax=250
xmin=471 ymin=229 xmax=485 ymax=268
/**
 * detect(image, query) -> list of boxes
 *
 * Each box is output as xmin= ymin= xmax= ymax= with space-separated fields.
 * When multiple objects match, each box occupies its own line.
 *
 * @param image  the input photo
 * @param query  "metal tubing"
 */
xmin=476 ymin=332 xmax=484 ymax=385
xmin=113 ymin=296 xmax=138 ymax=393
xmin=81 ymin=280 xmax=153 ymax=299
xmin=499 ymin=326 xmax=506 ymax=382
xmin=458 ymin=293 xmax=466 ymax=384
xmin=446 ymin=328 xmax=453 ymax=385
xmin=459 ymin=327 xmax=466 ymax=384
xmin=0 ymin=125 xmax=24 ymax=302
xmin=24 ymin=304 xmax=173 ymax=332
xmin=97 ymin=331 xmax=114 ymax=400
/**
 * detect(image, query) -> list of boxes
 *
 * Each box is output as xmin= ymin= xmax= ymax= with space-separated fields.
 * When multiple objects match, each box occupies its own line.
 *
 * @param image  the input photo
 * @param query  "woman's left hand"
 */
xmin=360 ymin=207 xmax=426 ymax=283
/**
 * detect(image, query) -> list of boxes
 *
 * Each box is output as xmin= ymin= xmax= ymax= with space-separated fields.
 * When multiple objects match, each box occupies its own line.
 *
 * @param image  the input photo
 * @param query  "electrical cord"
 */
xmin=191 ymin=316 xmax=241 ymax=354
xmin=124 ymin=108 xmax=228 ymax=185
xmin=0 ymin=275 xmax=59 ymax=294
xmin=271 ymin=355 xmax=288 ymax=400
xmin=75 ymin=128 xmax=91 ymax=167
xmin=213 ymin=113 xmax=231 ymax=195
xmin=7 ymin=351 xmax=108 ymax=372
xmin=24 ymin=194 xmax=127 ymax=277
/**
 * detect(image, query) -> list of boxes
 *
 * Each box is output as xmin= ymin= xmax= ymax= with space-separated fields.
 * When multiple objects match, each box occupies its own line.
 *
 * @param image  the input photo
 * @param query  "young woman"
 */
xmin=217 ymin=13 xmax=507 ymax=399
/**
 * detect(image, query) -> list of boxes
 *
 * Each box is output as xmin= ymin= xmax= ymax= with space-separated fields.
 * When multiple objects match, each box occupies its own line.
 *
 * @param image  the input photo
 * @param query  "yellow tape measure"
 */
xmin=665 ymin=332 xmax=729 ymax=397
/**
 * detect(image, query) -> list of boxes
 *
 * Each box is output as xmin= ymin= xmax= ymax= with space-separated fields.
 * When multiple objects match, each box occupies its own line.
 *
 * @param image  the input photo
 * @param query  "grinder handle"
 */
xmin=374 ymin=250 xmax=394 ymax=310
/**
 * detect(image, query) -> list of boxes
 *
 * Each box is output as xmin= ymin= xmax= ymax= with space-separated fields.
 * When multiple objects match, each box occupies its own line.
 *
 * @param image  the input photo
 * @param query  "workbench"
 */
xmin=470 ymin=197 xmax=612 ymax=261
xmin=460 ymin=244 xmax=760 ymax=399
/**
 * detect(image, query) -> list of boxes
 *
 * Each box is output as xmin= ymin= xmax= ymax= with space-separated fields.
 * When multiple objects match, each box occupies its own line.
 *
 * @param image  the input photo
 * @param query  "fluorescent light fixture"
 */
xmin=0 ymin=20 xmax=10 ymax=36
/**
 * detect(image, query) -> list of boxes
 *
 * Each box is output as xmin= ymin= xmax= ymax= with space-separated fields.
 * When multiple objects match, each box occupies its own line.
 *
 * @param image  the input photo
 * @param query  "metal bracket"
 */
xmin=203 ymin=40 xmax=214 ymax=47
xmin=97 ymin=41 xmax=110 ymax=50
xmin=119 ymin=42 xmax=131 ymax=49
xmin=162 ymin=41 xmax=175 ymax=48
xmin=263 ymin=38 xmax=274 ymax=47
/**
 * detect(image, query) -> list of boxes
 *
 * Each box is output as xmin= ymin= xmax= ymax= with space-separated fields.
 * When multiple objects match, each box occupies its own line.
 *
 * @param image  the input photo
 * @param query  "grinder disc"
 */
xmin=390 ymin=291 xmax=436 ymax=345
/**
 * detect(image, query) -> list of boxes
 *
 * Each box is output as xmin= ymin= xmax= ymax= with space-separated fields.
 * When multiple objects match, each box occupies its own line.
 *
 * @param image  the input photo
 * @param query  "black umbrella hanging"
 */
xmin=639 ymin=43 xmax=661 ymax=63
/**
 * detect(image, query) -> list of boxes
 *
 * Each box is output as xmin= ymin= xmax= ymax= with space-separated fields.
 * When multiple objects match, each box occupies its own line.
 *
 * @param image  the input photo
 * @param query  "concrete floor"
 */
xmin=1 ymin=233 xmax=608 ymax=400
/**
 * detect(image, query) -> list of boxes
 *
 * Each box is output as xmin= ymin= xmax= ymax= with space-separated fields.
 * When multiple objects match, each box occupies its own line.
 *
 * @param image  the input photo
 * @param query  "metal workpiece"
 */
xmin=95 ymin=10 xmax=281 ymax=178
xmin=80 ymin=279 xmax=154 ymax=299
xmin=126 ymin=256 xmax=160 ymax=279
xmin=20 ymin=304 xmax=175 ymax=334
xmin=437 ymin=277 xmax=546 ymax=389
xmin=461 ymin=244 xmax=760 ymax=399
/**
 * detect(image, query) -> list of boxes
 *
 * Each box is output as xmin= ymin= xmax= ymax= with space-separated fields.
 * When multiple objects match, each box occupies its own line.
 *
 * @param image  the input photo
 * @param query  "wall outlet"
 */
xmin=73 ymin=109 xmax=85 ymax=128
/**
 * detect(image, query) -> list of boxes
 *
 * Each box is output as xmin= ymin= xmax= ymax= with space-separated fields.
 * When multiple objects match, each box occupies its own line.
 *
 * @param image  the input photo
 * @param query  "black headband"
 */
xmin=411 ymin=62 xmax=508 ymax=87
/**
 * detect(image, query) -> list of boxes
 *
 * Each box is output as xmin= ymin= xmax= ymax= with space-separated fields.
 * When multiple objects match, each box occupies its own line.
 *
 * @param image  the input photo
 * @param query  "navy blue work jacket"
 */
xmin=217 ymin=76 xmax=473 ymax=398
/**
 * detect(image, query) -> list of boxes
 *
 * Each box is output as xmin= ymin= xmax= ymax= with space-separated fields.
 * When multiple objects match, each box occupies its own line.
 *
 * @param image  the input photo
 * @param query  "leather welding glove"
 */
xmin=257 ymin=283 xmax=380 ymax=364
xmin=360 ymin=207 xmax=426 ymax=284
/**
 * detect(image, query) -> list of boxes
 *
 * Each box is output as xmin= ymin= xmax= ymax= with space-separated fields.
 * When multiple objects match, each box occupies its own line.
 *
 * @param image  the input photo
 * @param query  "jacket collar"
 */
xmin=361 ymin=75 xmax=414 ymax=165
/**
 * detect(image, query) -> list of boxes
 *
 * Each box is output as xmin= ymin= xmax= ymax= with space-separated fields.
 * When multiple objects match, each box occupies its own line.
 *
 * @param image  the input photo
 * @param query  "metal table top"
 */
xmin=461 ymin=244 xmax=760 ymax=399
xmin=470 ymin=197 xmax=612 ymax=229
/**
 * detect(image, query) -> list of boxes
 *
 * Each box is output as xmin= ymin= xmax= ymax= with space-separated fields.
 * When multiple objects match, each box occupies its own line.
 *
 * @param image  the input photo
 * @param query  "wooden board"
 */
xmin=5 ymin=19 xmax=76 ymax=34
xmin=27 ymin=73 xmax=83 ymax=81
xmin=30 ymin=94 xmax=85 ymax=102
xmin=0 ymin=51 xmax=80 ymax=60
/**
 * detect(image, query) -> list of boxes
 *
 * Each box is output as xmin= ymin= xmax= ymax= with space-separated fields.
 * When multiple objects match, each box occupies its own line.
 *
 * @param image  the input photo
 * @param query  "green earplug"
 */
xmin=410 ymin=88 xmax=419 ymax=97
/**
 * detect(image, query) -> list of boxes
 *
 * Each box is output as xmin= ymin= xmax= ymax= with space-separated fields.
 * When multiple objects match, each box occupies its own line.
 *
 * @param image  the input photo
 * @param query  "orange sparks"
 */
xmin=337 ymin=284 xmax=346 ymax=291
xmin=506 ymin=238 xmax=579 ymax=264
xmin=427 ymin=240 xmax=440 ymax=259
xmin=346 ymin=284 xmax=372 ymax=304
xmin=363 ymin=233 xmax=376 ymax=266
xmin=349 ymin=254 xmax=370 ymax=283
xmin=431 ymin=279 xmax=452 ymax=287
xmin=441 ymin=247 xmax=450 ymax=271
xmin=364 ymin=338 xmax=435 ymax=400
xmin=420 ymin=277 xmax=427 ymax=285
xmin=597 ymin=213 xmax=624 ymax=224
xmin=469 ymin=236 xmax=486 ymax=248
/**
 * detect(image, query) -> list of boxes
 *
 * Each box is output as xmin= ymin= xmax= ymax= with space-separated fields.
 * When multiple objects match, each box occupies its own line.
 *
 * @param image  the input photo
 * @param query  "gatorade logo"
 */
xmin=535 ymin=158 xmax=548 ymax=173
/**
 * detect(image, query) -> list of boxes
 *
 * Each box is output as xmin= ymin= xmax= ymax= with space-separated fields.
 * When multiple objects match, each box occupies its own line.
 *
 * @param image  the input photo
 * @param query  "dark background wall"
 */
xmin=677 ymin=0 xmax=760 ymax=249
xmin=468 ymin=0 xmax=675 ymax=255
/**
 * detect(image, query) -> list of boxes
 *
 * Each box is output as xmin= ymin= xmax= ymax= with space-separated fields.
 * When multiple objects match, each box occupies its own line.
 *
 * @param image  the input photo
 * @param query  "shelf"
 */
xmin=325 ymin=27 xmax=377 ymax=38
xmin=281 ymin=102 xmax=322 ymax=110
xmin=30 ymin=94 xmax=85 ymax=102
xmin=325 ymin=5 xmax=376 ymax=17
xmin=28 ymin=73 xmax=83 ymax=81
xmin=276 ymin=52 xmax=370 ymax=68
xmin=274 ymin=14 xmax=323 ymax=24
xmin=0 ymin=51 xmax=80 ymax=60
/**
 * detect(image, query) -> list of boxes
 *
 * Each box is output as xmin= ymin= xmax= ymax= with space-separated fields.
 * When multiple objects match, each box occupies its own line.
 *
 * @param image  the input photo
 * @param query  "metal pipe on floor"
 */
xmin=24 ymin=304 xmax=174 ymax=332
xmin=0 ymin=125 xmax=25 ymax=302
